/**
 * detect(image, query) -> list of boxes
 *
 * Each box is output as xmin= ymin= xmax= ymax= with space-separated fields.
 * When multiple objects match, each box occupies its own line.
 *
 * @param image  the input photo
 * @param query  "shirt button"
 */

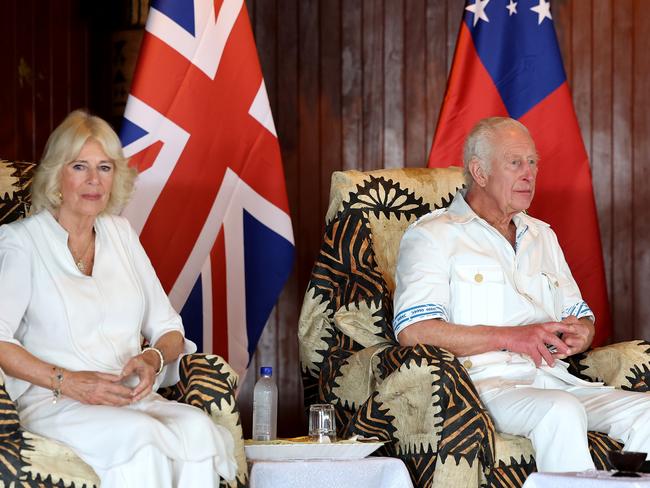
xmin=463 ymin=360 xmax=473 ymax=369
xmin=474 ymin=273 xmax=483 ymax=283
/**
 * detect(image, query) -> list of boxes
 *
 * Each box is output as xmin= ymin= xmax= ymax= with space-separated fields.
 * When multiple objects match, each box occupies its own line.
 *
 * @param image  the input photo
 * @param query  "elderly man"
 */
xmin=393 ymin=117 xmax=650 ymax=472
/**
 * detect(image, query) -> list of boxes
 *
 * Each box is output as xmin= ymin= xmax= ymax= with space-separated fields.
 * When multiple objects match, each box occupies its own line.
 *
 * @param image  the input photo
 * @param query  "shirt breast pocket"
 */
xmin=451 ymin=264 xmax=505 ymax=325
xmin=538 ymin=271 xmax=562 ymax=321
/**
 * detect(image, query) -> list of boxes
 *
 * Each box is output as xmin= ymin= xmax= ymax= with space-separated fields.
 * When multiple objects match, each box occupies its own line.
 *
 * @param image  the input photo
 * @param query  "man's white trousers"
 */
xmin=480 ymin=369 xmax=650 ymax=472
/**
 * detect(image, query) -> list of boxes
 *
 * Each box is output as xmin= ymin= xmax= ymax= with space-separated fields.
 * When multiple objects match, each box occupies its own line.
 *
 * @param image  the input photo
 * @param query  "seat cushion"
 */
xmin=18 ymin=432 xmax=99 ymax=487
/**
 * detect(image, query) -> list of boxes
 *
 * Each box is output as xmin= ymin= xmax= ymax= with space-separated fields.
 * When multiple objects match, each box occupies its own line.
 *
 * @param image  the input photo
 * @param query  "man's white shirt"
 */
xmin=393 ymin=190 xmax=604 ymax=394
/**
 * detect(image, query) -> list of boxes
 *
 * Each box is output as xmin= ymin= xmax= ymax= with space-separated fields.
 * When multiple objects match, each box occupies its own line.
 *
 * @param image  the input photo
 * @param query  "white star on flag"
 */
xmin=506 ymin=0 xmax=517 ymax=16
xmin=465 ymin=0 xmax=490 ymax=27
xmin=531 ymin=0 xmax=552 ymax=25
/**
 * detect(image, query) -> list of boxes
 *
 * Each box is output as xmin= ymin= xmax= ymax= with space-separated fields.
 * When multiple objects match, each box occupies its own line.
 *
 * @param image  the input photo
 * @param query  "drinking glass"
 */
xmin=308 ymin=404 xmax=337 ymax=442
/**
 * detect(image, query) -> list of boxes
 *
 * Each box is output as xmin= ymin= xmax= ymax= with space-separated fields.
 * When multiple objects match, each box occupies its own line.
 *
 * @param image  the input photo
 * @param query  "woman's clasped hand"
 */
xmin=61 ymin=348 xmax=162 ymax=406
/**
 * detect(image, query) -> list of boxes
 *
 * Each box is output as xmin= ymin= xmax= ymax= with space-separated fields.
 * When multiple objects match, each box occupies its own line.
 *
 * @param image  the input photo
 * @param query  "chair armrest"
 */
xmin=567 ymin=340 xmax=650 ymax=391
xmin=159 ymin=353 xmax=247 ymax=488
xmin=342 ymin=343 xmax=495 ymax=487
xmin=0 ymin=371 xmax=20 ymax=440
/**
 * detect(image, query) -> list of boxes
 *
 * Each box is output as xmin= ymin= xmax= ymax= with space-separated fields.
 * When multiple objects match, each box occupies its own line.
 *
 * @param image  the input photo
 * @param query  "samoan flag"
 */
xmin=119 ymin=0 xmax=294 ymax=380
xmin=429 ymin=0 xmax=611 ymax=345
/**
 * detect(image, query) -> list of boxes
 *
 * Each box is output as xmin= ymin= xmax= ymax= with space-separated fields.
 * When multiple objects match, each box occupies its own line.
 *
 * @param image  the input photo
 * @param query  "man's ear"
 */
xmin=469 ymin=158 xmax=488 ymax=187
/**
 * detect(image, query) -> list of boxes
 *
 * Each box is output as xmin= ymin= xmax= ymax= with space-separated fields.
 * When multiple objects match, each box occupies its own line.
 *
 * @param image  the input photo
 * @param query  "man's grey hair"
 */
xmin=462 ymin=117 xmax=531 ymax=187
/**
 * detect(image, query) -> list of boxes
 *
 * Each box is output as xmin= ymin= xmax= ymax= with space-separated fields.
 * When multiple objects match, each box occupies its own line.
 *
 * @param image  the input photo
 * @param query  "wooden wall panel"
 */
xmin=632 ymin=0 xmax=650 ymax=342
xmin=611 ymin=0 xmax=635 ymax=341
xmin=319 ymin=1 xmax=343 ymax=213
xmin=342 ymin=0 xmax=363 ymax=170
xmin=15 ymin=0 xmax=37 ymax=160
xmin=51 ymin=2 xmax=72 ymax=121
xmin=0 ymin=0 xmax=92 ymax=162
xmin=246 ymin=0 xmax=650 ymax=436
xmin=424 ymin=1 xmax=450 ymax=164
xmin=591 ymin=0 xmax=614 ymax=311
xmin=268 ymin=0 xmax=303 ymax=437
xmin=3 ymin=0 xmax=650 ymax=438
xmin=404 ymin=0 xmax=425 ymax=166
xmin=362 ymin=0 xmax=385 ymax=170
xmin=0 ymin=0 xmax=18 ymax=158
xmin=33 ymin=2 xmax=52 ymax=159
xmin=571 ymin=1 xmax=592 ymax=154
xmin=384 ymin=0 xmax=405 ymax=168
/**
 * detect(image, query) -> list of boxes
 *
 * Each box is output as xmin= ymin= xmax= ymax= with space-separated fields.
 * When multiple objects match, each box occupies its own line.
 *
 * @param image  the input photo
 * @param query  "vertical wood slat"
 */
xmin=15 ymin=0 xmax=36 ymax=161
xmin=611 ymin=0 xmax=634 ymax=342
xmin=446 ymin=0 xmax=463 ymax=74
xmin=424 ymin=0 xmax=449 ymax=166
xmin=590 ymin=0 xmax=614 ymax=312
xmin=362 ymin=0 xmax=384 ymax=170
xmin=51 ymin=0 xmax=71 ymax=134
xmin=33 ymin=1 xmax=53 ymax=159
xmin=341 ymin=0 xmax=363 ymax=170
xmin=403 ymin=0 xmax=424 ymax=167
xmin=383 ymin=0 xmax=404 ymax=168
xmin=0 ymin=0 xmax=18 ymax=158
xmin=319 ymin=1 xmax=343 ymax=216
xmin=554 ymin=1 xmax=572 ymax=90
xmin=571 ymin=1 xmax=592 ymax=159
xmin=295 ymin=0 xmax=321 ymax=430
xmin=632 ymin=0 xmax=650 ymax=341
xmin=68 ymin=1 xmax=90 ymax=122
xmin=297 ymin=0 xmax=321 ymax=263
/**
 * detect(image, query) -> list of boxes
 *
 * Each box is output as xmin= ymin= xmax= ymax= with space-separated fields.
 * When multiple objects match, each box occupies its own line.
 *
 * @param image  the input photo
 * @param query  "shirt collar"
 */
xmin=39 ymin=209 xmax=100 ymax=244
xmin=40 ymin=209 xmax=70 ymax=243
xmin=447 ymin=189 xmax=542 ymax=239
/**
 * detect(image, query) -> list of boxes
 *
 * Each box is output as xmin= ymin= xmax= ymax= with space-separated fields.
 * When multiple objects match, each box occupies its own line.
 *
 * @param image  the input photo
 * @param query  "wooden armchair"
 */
xmin=298 ymin=167 xmax=650 ymax=488
xmin=0 ymin=158 xmax=247 ymax=488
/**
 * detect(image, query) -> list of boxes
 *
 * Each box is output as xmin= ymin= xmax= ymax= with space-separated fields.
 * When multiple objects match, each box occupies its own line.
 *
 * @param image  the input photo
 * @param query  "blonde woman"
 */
xmin=0 ymin=110 xmax=236 ymax=487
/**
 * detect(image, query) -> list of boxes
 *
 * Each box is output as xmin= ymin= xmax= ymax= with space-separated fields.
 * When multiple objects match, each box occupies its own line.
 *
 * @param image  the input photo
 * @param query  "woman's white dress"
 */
xmin=0 ymin=210 xmax=236 ymax=481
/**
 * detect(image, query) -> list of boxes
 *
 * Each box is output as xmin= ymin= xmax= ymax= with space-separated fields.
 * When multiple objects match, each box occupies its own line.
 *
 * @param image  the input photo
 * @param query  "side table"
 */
xmin=248 ymin=456 xmax=414 ymax=488
xmin=523 ymin=471 xmax=650 ymax=488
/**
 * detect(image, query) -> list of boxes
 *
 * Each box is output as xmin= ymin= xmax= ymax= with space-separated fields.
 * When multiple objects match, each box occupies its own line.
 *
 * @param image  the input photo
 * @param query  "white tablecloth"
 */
xmin=523 ymin=471 xmax=650 ymax=488
xmin=249 ymin=457 xmax=414 ymax=488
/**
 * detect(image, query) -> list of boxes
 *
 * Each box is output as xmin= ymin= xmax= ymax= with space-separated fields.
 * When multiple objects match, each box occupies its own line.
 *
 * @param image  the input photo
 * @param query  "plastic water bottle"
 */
xmin=252 ymin=366 xmax=277 ymax=441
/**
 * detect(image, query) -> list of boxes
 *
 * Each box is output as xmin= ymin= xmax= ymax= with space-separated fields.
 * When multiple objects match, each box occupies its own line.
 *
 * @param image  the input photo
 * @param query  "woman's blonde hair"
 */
xmin=31 ymin=109 xmax=137 ymax=214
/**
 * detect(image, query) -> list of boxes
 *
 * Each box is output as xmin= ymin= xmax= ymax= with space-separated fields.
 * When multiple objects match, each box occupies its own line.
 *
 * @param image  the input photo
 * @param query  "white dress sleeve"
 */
xmin=122 ymin=220 xmax=197 ymax=387
xmin=0 ymin=224 xmax=31 ymax=347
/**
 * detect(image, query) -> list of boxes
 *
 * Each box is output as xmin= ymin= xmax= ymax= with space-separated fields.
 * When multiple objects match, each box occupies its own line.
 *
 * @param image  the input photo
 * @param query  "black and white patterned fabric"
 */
xmin=299 ymin=167 xmax=650 ymax=488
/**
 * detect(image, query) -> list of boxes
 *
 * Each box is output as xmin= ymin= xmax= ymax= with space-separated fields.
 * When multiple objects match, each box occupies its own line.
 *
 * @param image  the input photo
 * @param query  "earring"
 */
xmin=57 ymin=191 xmax=63 ymax=202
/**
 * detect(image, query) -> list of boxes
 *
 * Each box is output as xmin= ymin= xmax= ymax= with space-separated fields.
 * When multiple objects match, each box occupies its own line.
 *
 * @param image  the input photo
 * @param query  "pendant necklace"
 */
xmin=72 ymin=235 xmax=94 ymax=273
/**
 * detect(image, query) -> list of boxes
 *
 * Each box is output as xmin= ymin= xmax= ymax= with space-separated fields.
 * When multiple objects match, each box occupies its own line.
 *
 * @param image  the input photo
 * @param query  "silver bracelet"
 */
xmin=142 ymin=347 xmax=164 ymax=376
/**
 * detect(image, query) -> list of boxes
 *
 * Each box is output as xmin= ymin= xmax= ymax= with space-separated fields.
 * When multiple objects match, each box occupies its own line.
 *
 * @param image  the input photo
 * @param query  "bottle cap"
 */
xmin=260 ymin=366 xmax=273 ymax=376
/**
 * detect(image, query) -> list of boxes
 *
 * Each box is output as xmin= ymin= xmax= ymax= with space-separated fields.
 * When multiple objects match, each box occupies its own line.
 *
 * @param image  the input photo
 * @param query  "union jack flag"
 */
xmin=119 ymin=0 xmax=294 ymax=380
